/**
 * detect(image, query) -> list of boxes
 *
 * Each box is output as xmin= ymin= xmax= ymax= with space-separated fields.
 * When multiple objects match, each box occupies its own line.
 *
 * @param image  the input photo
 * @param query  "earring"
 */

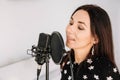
xmin=91 ymin=45 xmax=94 ymax=55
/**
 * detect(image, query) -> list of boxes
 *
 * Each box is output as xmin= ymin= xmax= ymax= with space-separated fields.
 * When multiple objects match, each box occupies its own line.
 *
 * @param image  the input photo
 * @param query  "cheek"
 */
xmin=77 ymin=30 xmax=92 ymax=41
xmin=77 ymin=34 xmax=91 ymax=42
xmin=76 ymin=33 xmax=93 ymax=46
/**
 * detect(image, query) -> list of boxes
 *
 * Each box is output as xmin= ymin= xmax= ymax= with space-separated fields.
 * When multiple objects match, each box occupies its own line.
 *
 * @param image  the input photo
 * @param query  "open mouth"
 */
xmin=67 ymin=36 xmax=75 ymax=42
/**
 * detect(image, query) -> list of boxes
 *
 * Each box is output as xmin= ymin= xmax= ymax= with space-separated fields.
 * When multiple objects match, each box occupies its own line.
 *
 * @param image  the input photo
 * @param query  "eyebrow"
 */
xmin=78 ymin=21 xmax=87 ymax=27
xmin=71 ymin=17 xmax=87 ymax=27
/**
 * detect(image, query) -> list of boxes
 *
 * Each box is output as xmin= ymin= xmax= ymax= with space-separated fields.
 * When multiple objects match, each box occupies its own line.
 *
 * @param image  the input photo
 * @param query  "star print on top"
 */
xmin=94 ymin=74 xmax=99 ymax=80
xmin=60 ymin=53 xmax=120 ymax=80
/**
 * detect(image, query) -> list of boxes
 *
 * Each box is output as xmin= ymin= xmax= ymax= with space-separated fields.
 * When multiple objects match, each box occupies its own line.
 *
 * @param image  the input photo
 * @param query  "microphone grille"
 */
xmin=37 ymin=33 xmax=50 ymax=49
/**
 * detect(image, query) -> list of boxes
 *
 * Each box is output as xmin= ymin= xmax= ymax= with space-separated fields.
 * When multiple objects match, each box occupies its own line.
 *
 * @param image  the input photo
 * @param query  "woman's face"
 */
xmin=66 ymin=10 xmax=95 ymax=50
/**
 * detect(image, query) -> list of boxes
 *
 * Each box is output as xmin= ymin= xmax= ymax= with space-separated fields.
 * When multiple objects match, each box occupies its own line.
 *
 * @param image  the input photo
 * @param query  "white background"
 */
xmin=0 ymin=0 xmax=120 ymax=80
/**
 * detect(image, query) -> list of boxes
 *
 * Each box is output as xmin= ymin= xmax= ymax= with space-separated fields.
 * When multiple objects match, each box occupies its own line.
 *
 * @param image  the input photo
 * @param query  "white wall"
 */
xmin=0 ymin=0 xmax=120 ymax=70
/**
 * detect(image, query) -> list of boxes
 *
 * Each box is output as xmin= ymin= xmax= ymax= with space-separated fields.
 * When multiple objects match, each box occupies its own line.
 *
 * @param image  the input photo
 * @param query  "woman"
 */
xmin=60 ymin=4 xmax=120 ymax=80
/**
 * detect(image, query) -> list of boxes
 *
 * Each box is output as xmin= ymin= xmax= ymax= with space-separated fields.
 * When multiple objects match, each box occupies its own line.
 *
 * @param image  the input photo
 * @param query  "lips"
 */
xmin=67 ymin=36 xmax=75 ymax=42
xmin=68 ymin=38 xmax=75 ymax=41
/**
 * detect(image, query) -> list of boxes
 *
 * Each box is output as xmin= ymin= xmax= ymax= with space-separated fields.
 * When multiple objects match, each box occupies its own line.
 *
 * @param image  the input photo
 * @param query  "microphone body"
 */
xmin=35 ymin=33 xmax=51 ymax=65
xmin=37 ymin=33 xmax=50 ymax=52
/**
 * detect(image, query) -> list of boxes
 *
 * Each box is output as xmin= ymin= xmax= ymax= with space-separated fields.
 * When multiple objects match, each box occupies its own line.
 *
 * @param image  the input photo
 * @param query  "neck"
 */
xmin=74 ymin=50 xmax=88 ymax=64
xmin=74 ymin=45 xmax=92 ymax=64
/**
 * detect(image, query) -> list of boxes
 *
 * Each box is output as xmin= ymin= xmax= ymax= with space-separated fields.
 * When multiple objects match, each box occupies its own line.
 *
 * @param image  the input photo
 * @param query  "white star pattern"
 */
xmin=107 ymin=76 xmax=113 ymax=80
xmin=113 ymin=68 xmax=117 ymax=73
xmin=94 ymin=74 xmax=99 ymax=80
xmin=88 ymin=65 xmax=94 ymax=70
xmin=87 ymin=59 xmax=93 ymax=64
xmin=83 ymin=75 xmax=88 ymax=79
xmin=68 ymin=76 xmax=71 ymax=80
xmin=67 ymin=61 xmax=70 ymax=65
xmin=64 ymin=70 xmax=67 ymax=74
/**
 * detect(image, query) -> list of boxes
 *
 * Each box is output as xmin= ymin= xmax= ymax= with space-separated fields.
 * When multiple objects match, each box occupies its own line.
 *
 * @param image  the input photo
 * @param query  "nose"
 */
xmin=66 ymin=25 xmax=76 ymax=34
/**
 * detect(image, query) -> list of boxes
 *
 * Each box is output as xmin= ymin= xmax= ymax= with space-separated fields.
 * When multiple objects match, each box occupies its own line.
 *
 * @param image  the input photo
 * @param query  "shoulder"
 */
xmin=92 ymin=56 xmax=116 ymax=71
xmin=91 ymin=56 xmax=120 ymax=79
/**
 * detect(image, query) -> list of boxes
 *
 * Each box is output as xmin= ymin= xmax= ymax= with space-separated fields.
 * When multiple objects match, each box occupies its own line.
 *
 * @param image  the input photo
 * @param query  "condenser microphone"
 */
xmin=35 ymin=33 xmax=51 ymax=80
xmin=37 ymin=33 xmax=50 ymax=52
xmin=34 ymin=33 xmax=51 ymax=65
xmin=29 ymin=33 xmax=51 ymax=56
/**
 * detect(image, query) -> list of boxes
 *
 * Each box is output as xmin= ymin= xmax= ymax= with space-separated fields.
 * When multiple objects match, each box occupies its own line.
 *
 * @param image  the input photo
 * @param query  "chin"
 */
xmin=66 ymin=43 xmax=76 ymax=49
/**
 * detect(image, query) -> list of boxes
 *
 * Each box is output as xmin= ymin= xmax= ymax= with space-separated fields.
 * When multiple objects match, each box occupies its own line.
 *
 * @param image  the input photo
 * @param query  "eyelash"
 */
xmin=69 ymin=21 xmax=85 ymax=30
xmin=78 ymin=26 xmax=85 ymax=30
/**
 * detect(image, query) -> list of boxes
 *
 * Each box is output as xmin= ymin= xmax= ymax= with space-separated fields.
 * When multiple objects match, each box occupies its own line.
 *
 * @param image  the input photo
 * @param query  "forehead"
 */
xmin=72 ymin=10 xmax=90 ymax=27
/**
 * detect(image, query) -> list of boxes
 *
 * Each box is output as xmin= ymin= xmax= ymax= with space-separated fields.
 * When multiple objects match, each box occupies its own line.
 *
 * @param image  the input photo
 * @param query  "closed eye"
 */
xmin=78 ymin=25 xmax=85 ymax=30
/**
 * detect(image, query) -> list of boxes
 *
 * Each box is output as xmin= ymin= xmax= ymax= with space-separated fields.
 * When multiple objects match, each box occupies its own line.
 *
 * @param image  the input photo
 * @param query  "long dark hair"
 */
xmin=72 ymin=4 xmax=115 ymax=64
xmin=61 ymin=4 xmax=116 ymax=68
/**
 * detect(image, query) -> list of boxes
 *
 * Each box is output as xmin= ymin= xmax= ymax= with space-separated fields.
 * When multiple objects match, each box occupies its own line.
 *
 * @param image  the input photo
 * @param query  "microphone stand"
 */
xmin=35 ymin=53 xmax=45 ymax=80
xmin=35 ymin=49 xmax=50 ymax=80
xmin=45 ymin=54 xmax=49 ymax=80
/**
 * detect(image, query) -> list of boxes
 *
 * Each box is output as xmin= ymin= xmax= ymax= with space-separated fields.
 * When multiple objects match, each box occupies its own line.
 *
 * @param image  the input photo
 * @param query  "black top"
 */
xmin=60 ymin=53 xmax=120 ymax=80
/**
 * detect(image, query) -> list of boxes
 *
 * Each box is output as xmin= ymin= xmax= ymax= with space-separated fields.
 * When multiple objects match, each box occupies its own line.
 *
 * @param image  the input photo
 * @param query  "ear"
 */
xmin=93 ymin=35 xmax=99 ymax=44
